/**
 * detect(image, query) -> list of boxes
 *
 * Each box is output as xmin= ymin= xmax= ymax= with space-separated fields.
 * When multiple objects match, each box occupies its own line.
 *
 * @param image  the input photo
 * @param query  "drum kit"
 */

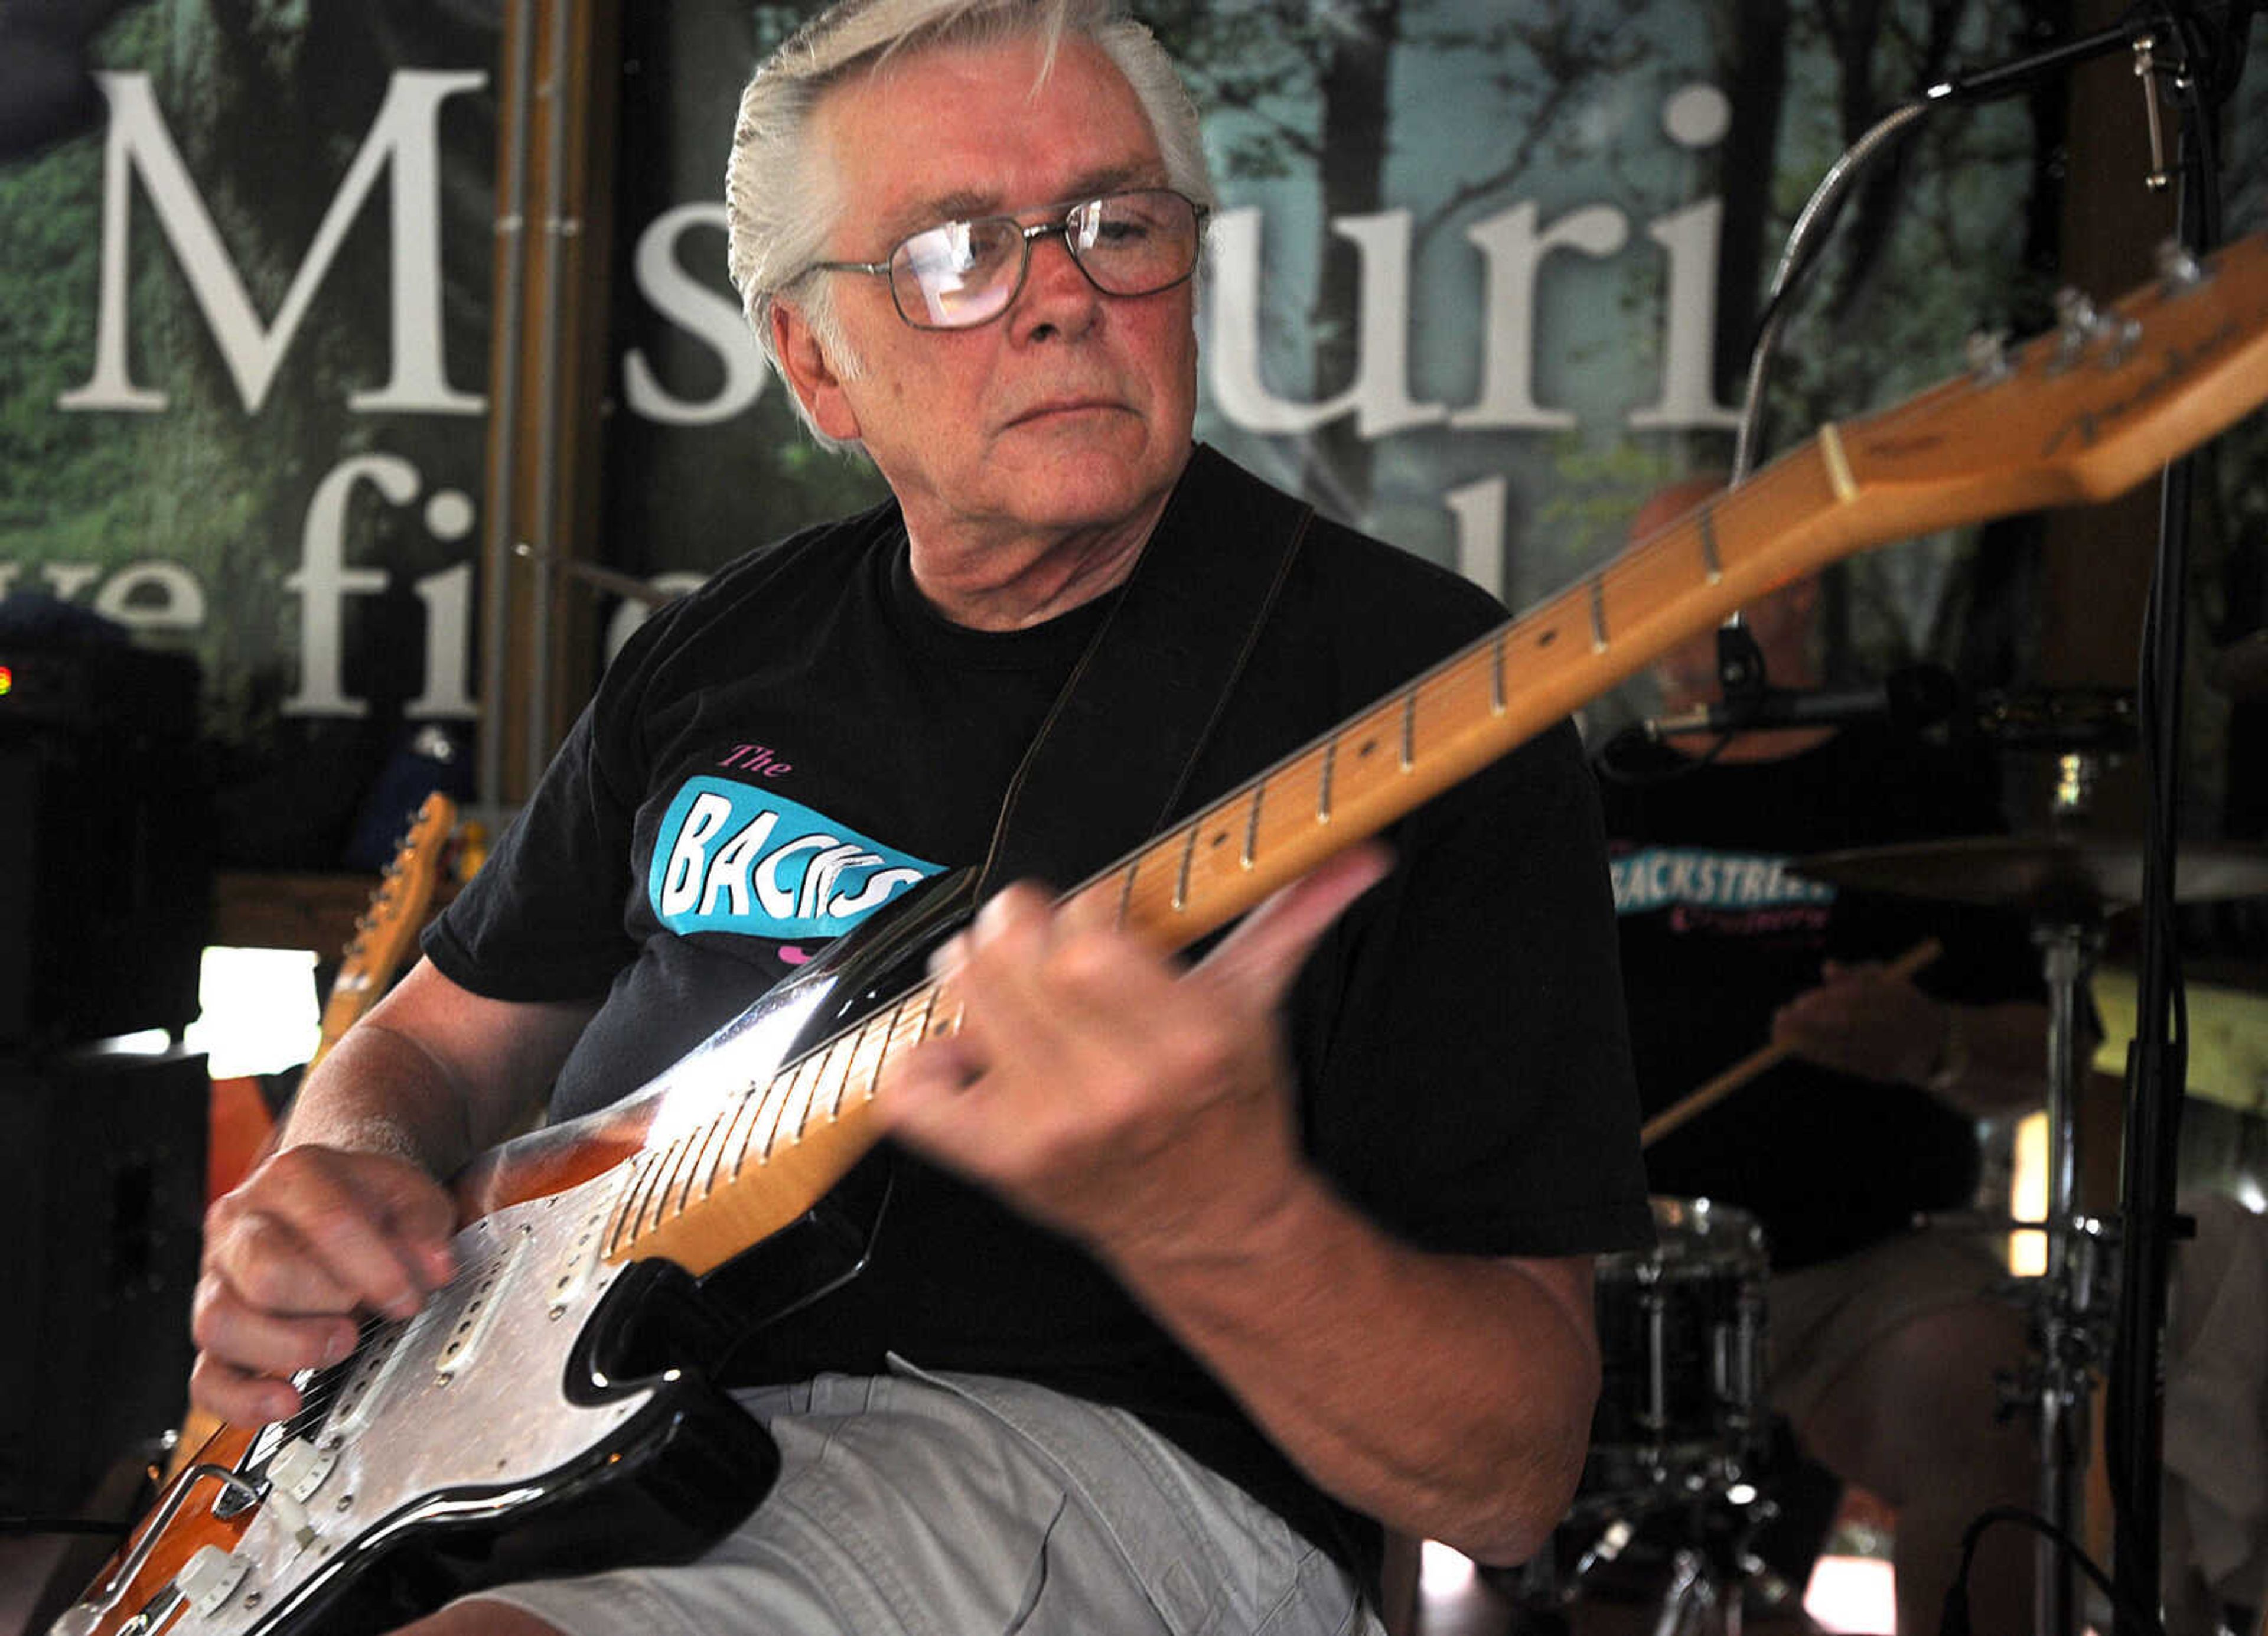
xmin=1514 ymin=737 xmax=2268 ymax=1636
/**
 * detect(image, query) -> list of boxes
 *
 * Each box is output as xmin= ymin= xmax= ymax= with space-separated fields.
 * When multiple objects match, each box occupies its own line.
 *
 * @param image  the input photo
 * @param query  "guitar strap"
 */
xmin=971 ymin=442 xmax=1315 ymax=901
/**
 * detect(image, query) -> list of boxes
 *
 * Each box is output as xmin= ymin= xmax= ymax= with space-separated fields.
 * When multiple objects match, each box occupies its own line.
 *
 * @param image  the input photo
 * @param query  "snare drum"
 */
xmin=1583 ymin=1196 xmax=1771 ymax=1504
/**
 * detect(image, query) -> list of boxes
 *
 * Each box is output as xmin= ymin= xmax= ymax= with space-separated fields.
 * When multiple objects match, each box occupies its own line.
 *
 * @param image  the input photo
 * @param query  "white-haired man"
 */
xmin=187 ymin=5 xmax=1651 ymax=1632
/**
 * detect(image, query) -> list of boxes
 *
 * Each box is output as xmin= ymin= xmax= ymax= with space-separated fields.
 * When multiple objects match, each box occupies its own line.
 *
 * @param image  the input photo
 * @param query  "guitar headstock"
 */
xmin=346 ymin=792 xmax=460 ymax=970
xmin=1827 ymin=233 xmax=2268 ymax=539
xmin=314 ymin=792 xmax=461 ymax=1064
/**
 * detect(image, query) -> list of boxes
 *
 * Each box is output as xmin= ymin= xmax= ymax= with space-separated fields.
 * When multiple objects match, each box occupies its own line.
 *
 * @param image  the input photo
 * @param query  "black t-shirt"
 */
xmin=1593 ymin=723 xmax=2039 ymax=1270
xmin=426 ymin=445 xmax=1653 ymax=1582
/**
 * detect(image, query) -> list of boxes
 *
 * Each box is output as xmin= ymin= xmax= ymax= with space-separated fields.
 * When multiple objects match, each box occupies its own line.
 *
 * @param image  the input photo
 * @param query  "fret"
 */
xmin=683 ymin=1103 xmax=737 ymax=1207
xmin=1490 ymin=630 xmax=1507 ymax=715
xmin=622 ymin=1138 xmax=679 ymax=1241
xmin=758 ymin=1055 xmax=819 ymax=1161
xmin=1399 ymin=688 xmax=1417 ymax=772
xmin=1588 ymin=575 xmax=1609 ymax=654
xmin=1241 ymin=784 xmax=1264 ymax=868
xmin=668 ymin=1117 xmax=719 ymax=1217
xmin=743 ymin=1072 xmax=792 ymax=1167
xmin=781 ymin=1035 xmax=849 ymax=1147
xmin=913 ymin=982 xmax=947 ymax=1044
xmin=616 ymin=1142 xmax=666 ymax=1244
xmin=649 ymin=1136 xmax=691 ymax=1226
xmin=1697 ymin=503 xmax=1724 ymax=584
xmin=837 ymin=1013 xmax=891 ymax=1118
xmin=1115 ymin=856 xmax=1140 ymax=928
xmin=871 ymin=990 xmax=928 ymax=1090
xmin=892 ymin=987 xmax=937 ymax=1060
xmin=601 ymin=1151 xmax=653 ymax=1257
xmin=1173 ymin=823 xmax=1198 ymax=912
xmin=699 ymin=1084 xmax=755 ymax=1195
xmin=1317 ymin=736 xmax=1337 ymax=823
xmin=721 ymin=1077 xmax=768 ymax=1182
xmin=821 ymin=1026 xmax=866 ymax=1117
xmin=651 ymin=1135 xmax=703 ymax=1234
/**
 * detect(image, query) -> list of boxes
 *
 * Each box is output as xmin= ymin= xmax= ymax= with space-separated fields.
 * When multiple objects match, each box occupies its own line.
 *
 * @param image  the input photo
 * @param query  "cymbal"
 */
xmin=1792 ymin=835 xmax=2268 ymax=915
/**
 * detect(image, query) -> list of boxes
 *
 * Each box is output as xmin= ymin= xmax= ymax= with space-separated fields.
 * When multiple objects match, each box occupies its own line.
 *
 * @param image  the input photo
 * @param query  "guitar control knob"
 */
xmin=268 ymin=1435 xmax=338 ymax=1503
xmin=177 ymin=1544 xmax=253 ymax=1618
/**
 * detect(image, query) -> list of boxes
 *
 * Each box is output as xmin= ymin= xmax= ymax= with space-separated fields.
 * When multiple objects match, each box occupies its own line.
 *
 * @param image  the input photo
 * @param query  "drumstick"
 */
xmin=1640 ymin=937 xmax=1944 ymax=1148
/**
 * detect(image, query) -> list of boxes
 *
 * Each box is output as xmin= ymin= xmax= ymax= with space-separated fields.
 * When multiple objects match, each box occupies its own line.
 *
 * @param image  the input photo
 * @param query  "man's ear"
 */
xmin=771 ymin=301 xmax=862 ymax=442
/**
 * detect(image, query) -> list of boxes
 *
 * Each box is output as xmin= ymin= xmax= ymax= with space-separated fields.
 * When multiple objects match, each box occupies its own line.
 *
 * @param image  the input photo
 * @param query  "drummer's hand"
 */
xmin=1771 ymin=960 xmax=1951 ymax=1088
xmin=190 ymin=1144 xmax=458 ymax=1425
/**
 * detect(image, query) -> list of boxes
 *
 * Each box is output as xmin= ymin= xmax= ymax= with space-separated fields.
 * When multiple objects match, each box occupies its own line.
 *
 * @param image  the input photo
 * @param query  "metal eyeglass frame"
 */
xmin=803 ymin=188 xmax=1208 ymax=330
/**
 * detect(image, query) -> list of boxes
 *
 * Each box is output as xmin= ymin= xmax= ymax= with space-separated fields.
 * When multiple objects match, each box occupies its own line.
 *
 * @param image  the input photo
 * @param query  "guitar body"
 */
xmin=57 ymin=869 xmax=974 ymax=1636
xmin=106 ymin=1198 xmax=773 ymax=1636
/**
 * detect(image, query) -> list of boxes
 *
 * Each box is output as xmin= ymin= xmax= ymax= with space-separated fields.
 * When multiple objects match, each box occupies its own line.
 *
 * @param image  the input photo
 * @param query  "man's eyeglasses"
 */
xmin=806 ymin=188 xmax=1207 ymax=331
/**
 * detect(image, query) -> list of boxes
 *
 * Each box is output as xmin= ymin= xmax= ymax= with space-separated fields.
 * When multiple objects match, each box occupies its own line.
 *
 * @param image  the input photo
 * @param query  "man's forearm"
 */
xmin=279 ymin=1019 xmax=494 ymax=1177
xmin=274 ymin=960 xmax=597 ymax=1177
xmin=1107 ymin=1172 xmax=1598 ymax=1566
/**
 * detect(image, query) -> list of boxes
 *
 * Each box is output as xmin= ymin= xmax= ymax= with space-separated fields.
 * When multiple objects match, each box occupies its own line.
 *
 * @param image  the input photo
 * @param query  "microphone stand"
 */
xmin=2109 ymin=12 xmax=2237 ymax=1626
xmin=1725 ymin=9 xmax=2246 ymax=1634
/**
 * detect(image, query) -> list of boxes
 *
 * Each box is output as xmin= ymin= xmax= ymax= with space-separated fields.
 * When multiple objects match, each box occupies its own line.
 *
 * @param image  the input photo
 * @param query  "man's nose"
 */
xmin=1013 ymin=228 xmax=1101 ymax=337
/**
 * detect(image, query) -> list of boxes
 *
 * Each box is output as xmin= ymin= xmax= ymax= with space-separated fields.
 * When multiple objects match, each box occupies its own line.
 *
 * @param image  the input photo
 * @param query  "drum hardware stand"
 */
xmin=1984 ymin=901 xmax=2121 ymax=1636
xmin=1645 ymin=1488 xmax=1777 ymax=1636
xmin=1507 ymin=1482 xmax=1781 ymax=1636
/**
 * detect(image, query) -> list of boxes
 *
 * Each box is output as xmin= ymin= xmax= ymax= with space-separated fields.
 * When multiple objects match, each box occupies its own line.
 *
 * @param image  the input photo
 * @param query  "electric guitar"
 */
xmin=56 ymin=234 xmax=2268 ymax=1636
xmin=313 ymin=793 xmax=465 ymax=1070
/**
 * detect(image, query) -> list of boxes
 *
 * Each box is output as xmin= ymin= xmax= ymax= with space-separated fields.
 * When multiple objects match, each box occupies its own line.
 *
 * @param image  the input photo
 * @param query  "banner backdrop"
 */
xmin=2 ymin=1 xmax=2262 ymax=871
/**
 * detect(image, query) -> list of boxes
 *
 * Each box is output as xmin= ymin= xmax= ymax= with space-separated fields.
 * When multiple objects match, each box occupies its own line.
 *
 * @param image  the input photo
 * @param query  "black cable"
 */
xmin=1939 ymin=1505 xmax=2167 ymax=1636
xmin=1592 ymin=722 xmax=1741 ymax=786
xmin=0 ymin=1514 xmax=130 ymax=1539
xmin=1595 ymin=623 xmax=1769 ymax=783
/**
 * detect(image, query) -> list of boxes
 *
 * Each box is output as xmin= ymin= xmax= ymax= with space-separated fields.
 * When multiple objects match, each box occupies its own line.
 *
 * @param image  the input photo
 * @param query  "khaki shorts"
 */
xmin=1767 ymin=1228 xmax=2010 ymax=1426
xmin=458 ymin=1359 xmax=1380 ymax=1636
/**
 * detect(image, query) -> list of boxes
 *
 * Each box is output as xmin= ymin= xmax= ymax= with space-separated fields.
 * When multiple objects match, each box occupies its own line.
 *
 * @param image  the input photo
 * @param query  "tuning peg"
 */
xmin=2153 ymin=238 xmax=2207 ymax=292
xmin=2050 ymin=288 xmax=2104 ymax=370
xmin=2052 ymin=287 xmax=2100 ymax=333
xmin=2100 ymin=315 xmax=2144 ymax=369
xmin=1964 ymin=328 xmax=2013 ymax=383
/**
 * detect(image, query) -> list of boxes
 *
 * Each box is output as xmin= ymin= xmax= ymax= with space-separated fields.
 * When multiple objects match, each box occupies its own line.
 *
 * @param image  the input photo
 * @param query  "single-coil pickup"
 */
xmin=434 ymin=1226 xmax=531 ymax=1381
xmin=548 ymin=1204 xmax=613 ymax=1318
xmin=320 ymin=1309 xmax=419 ymax=1444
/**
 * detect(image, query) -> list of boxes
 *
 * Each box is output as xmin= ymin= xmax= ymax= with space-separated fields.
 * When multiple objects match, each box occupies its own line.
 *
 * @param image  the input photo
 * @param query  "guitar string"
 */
xmin=262 ymin=299 xmax=2181 ymax=1443
xmin=478 ymin=294 xmax=2228 ymax=1261
xmin=221 ymin=324 xmax=2139 ymax=1461
xmin=617 ymin=333 xmax=2079 ymax=1246
xmin=627 ymin=435 xmax=1836 ymax=1223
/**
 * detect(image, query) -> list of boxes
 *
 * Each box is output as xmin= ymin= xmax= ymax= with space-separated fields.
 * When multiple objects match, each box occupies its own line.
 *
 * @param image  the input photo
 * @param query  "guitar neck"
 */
xmin=597 ymin=232 xmax=2268 ymax=1278
xmin=588 ymin=436 xmax=1968 ymax=1276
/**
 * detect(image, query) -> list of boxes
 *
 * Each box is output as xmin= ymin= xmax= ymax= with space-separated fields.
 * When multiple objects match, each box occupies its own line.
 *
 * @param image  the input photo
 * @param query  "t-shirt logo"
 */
xmin=650 ymin=776 xmax=941 ymax=939
xmin=1608 ymin=846 xmax=1836 ymax=914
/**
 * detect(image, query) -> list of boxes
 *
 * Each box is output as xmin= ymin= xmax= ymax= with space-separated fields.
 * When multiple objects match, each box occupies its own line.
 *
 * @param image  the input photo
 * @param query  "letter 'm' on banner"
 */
xmin=58 ymin=70 xmax=487 ymax=416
